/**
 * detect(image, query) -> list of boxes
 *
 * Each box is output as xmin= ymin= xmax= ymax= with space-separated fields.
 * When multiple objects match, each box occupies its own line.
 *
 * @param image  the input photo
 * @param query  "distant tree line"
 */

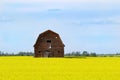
xmin=0 ymin=51 xmax=120 ymax=57
xmin=65 ymin=51 xmax=97 ymax=57
xmin=0 ymin=51 xmax=34 ymax=56
xmin=0 ymin=51 xmax=97 ymax=57
xmin=65 ymin=51 xmax=120 ymax=57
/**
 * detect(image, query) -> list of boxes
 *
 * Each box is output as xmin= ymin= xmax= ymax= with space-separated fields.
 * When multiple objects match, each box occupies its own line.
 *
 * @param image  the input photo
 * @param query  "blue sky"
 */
xmin=0 ymin=0 xmax=120 ymax=54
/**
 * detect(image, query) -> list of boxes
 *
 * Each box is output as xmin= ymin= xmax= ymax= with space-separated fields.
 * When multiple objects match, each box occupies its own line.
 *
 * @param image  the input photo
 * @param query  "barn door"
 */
xmin=44 ymin=51 xmax=51 ymax=57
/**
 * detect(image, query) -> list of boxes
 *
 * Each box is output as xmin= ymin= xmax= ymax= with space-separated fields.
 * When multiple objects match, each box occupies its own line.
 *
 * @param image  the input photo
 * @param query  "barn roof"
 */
xmin=40 ymin=30 xmax=59 ymax=36
xmin=34 ymin=29 xmax=64 ymax=47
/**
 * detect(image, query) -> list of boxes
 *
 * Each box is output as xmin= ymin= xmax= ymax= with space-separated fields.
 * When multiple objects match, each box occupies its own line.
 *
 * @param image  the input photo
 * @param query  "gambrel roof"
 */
xmin=34 ymin=30 xmax=65 ymax=47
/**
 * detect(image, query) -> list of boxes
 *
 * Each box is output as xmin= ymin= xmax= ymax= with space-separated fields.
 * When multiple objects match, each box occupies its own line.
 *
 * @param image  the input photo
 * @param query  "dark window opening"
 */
xmin=58 ymin=51 xmax=60 ymax=53
xmin=47 ymin=40 xmax=51 ymax=43
xmin=38 ymin=51 xmax=41 ymax=53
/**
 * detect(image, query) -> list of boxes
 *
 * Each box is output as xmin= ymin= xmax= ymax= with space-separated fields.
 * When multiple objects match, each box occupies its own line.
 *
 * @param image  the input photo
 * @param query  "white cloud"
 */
xmin=108 ymin=16 xmax=120 ymax=24
xmin=4 ymin=0 xmax=120 ymax=13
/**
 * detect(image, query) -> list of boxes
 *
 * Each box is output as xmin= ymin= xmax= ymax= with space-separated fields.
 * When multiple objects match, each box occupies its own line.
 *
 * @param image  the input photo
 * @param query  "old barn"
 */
xmin=34 ymin=30 xmax=65 ymax=57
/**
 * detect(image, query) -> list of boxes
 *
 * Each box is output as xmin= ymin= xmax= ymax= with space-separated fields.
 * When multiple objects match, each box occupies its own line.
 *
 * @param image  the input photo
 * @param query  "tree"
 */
xmin=90 ymin=52 xmax=97 ymax=57
xmin=82 ymin=51 xmax=89 ymax=56
xmin=0 ymin=51 xmax=1 ymax=56
xmin=75 ymin=51 xmax=81 ymax=56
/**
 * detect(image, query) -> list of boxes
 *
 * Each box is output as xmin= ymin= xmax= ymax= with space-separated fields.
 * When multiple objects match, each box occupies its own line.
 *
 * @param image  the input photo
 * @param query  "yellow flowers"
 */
xmin=0 ymin=57 xmax=120 ymax=80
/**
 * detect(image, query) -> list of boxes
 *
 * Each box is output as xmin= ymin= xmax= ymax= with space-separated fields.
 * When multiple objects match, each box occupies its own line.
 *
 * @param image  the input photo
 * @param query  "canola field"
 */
xmin=0 ymin=56 xmax=120 ymax=80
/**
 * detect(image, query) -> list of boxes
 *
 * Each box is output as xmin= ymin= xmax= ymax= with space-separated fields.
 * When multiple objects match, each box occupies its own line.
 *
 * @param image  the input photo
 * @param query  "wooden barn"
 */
xmin=34 ymin=30 xmax=65 ymax=57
